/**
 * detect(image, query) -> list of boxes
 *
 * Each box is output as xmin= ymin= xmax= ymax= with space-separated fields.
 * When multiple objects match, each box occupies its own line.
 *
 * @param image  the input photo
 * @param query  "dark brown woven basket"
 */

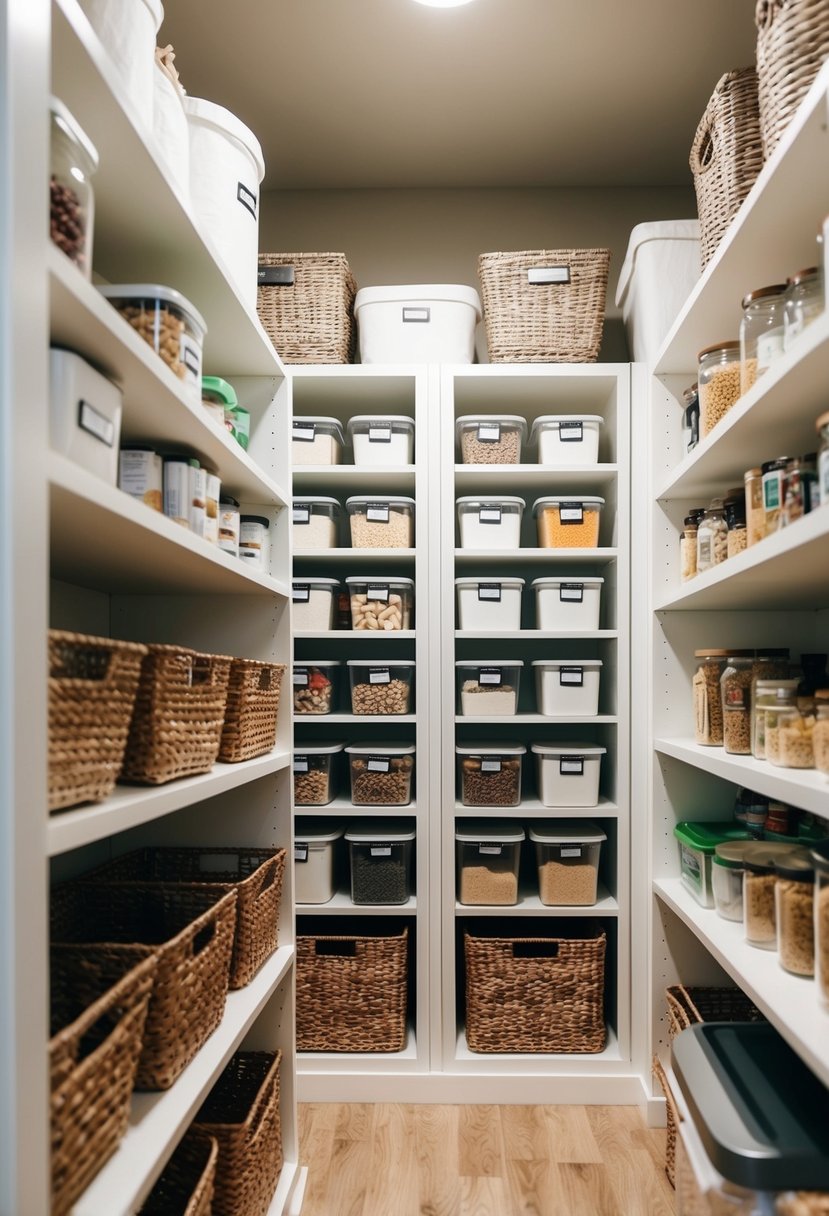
xmin=296 ymin=928 xmax=408 ymax=1052
xmin=257 ymin=252 xmax=356 ymax=363
xmin=48 ymin=630 xmax=148 ymax=812
xmin=478 ymin=249 xmax=610 ymax=363
xmin=51 ymin=883 xmax=237 ymax=1090
xmin=690 ymin=68 xmax=764 ymax=269
xmin=140 ymin=1129 xmax=218 ymax=1216
xmin=219 ymin=659 xmax=286 ymax=764
xmin=756 ymin=0 xmax=829 ymax=160
xmin=464 ymin=926 xmax=607 ymax=1053
xmin=120 ymin=644 xmax=233 ymax=785
xmin=49 ymin=948 xmax=156 ymax=1216
xmin=665 ymin=983 xmax=766 ymax=1038
xmin=652 ymin=1055 xmax=681 ymax=1189
xmin=195 ymin=1051 xmax=283 ymax=1216
xmin=82 ymin=847 xmax=286 ymax=990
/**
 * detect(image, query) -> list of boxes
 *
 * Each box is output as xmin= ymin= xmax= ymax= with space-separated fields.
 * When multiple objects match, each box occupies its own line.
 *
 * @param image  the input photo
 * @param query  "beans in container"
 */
xmin=456 ymin=414 xmax=527 ymax=464
xmin=345 ymin=744 xmax=415 ymax=805
xmin=345 ymin=820 xmax=415 ymax=904
xmin=698 ymin=341 xmax=741 ymax=438
xmin=293 ymin=742 xmax=343 ymax=805
xmin=50 ymin=97 xmax=98 ymax=277
xmin=98 ymin=284 xmax=206 ymax=398
xmin=456 ymin=744 xmax=524 ymax=807
xmin=348 ymin=660 xmax=414 ymax=715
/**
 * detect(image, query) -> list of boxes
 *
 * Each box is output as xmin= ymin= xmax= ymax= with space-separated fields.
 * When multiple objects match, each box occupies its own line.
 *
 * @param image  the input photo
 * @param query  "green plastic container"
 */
xmin=674 ymin=821 xmax=751 ymax=908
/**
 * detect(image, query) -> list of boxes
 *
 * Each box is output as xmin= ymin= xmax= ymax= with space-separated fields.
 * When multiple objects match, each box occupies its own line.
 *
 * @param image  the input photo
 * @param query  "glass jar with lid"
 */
xmin=751 ymin=678 xmax=798 ymax=760
xmin=775 ymin=849 xmax=815 ymax=976
xmin=682 ymin=383 xmax=699 ymax=454
xmin=721 ymin=652 xmax=755 ymax=755
xmin=696 ymin=498 xmax=727 ymax=573
xmin=813 ymin=841 xmax=829 ymax=1008
xmin=781 ymin=454 xmax=818 ymax=527
xmin=751 ymin=649 xmax=791 ymax=720
xmin=813 ymin=689 xmax=829 ymax=776
xmin=761 ymin=457 xmax=790 ymax=535
xmin=817 ymin=410 xmax=829 ymax=508
xmin=775 ymin=707 xmax=816 ymax=769
xmin=698 ymin=342 xmax=742 ymax=438
xmin=50 ymin=97 xmax=99 ymax=278
xmin=680 ymin=516 xmax=698 ymax=582
xmin=744 ymin=466 xmax=765 ymax=546
xmin=739 ymin=283 xmax=786 ymax=394
xmin=712 ymin=840 xmax=757 ymax=922
xmin=783 ymin=266 xmax=823 ymax=350
xmin=763 ymin=683 xmax=800 ymax=765
xmin=723 ymin=494 xmax=747 ymax=558
xmin=734 ymin=787 xmax=769 ymax=835
xmin=693 ymin=650 xmax=728 ymax=745
xmin=744 ymin=843 xmax=797 ymax=949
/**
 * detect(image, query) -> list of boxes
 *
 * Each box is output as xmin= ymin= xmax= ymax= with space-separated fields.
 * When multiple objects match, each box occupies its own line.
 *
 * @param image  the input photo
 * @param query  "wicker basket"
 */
xmin=478 ymin=249 xmax=610 ymax=363
xmin=776 ymin=1194 xmax=829 ymax=1216
xmin=756 ymin=0 xmax=829 ymax=160
xmin=257 ymin=252 xmax=356 ymax=363
xmin=49 ymin=948 xmax=156 ymax=1216
xmin=690 ymin=68 xmax=764 ymax=269
xmin=48 ymin=630 xmax=148 ymax=812
xmin=296 ymin=928 xmax=408 ymax=1052
xmin=464 ymin=925 xmax=606 ymax=1053
xmin=195 ymin=1052 xmax=283 ymax=1216
xmin=665 ymin=983 xmax=766 ymax=1038
xmin=219 ymin=659 xmax=286 ymax=764
xmin=140 ymin=1129 xmax=219 ymax=1216
xmin=652 ymin=1055 xmax=682 ymax=1188
xmin=81 ymin=846 xmax=286 ymax=990
xmin=120 ymin=644 xmax=233 ymax=785
xmin=51 ymin=883 xmax=237 ymax=1090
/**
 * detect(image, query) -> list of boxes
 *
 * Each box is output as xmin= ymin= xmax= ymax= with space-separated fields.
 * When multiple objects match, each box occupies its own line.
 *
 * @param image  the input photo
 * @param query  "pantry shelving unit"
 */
xmin=642 ymin=57 xmax=829 ymax=1117
xmin=0 ymin=0 xmax=306 ymax=1212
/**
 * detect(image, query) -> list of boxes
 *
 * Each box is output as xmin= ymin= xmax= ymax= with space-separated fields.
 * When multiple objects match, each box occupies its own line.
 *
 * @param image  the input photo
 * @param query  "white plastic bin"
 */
xmin=456 ymin=577 xmax=524 ymax=631
xmin=456 ymin=821 xmax=525 ymax=906
xmin=346 ymin=496 xmax=415 ymax=548
xmin=292 ymin=497 xmax=341 ymax=549
xmin=533 ymin=576 xmax=603 ymax=631
xmin=456 ymin=496 xmax=525 ymax=549
xmin=347 ymin=415 xmax=415 ymax=465
xmin=291 ymin=416 xmax=344 ymax=466
xmin=153 ymin=56 xmax=189 ymax=205
xmin=533 ymin=659 xmax=602 ymax=716
xmin=294 ymin=823 xmax=343 ymax=904
xmin=456 ymin=414 xmax=528 ymax=464
xmin=354 ymin=284 xmax=481 ymax=363
xmin=79 ymin=0 xmax=162 ymax=122
xmin=529 ymin=821 xmax=606 ymax=906
xmin=49 ymin=348 xmax=122 ymax=484
xmin=530 ymin=415 xmax=603 ymax=466
xmin=292 ymin=577 xmax=339 ymax=630
xmin=532 ymin=742 xmax=606 ymax=807
xmin=615 ymin=219 xmax=701 ymax=364
xmin=456 ymin=661 xmax=523 ymax=716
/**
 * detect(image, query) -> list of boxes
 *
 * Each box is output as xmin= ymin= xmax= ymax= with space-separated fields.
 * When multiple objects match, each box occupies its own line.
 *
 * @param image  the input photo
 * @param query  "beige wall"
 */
xmin=259 ymin=186 xmax=696 ymax=361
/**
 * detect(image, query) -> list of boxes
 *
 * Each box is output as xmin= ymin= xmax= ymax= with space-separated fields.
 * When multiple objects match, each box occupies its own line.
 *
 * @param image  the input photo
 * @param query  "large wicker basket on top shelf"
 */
xmin=257 ymin=252 xmax=356 ymax=363
xmin=756 ymin=0 xmax=829 ymax=161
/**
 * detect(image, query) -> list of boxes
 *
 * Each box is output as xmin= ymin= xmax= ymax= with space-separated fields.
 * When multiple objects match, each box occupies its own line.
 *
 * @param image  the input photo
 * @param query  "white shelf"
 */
xmin=73 ymin=947 xmax=294 ymax=1216
xmin=292 ymin=466 xmax=417 ymax=495
xmin=294 ymin=630 xmax=417 ymax=640
xmin=454 ymin=464 xmax=618 ymax=491
xmin=455 ymin=630 xmax=618 ymax=640
xmin=293 ymin=548 xmax=416 ymax=562
xmin=48 ymin=750 xmax=291 ymax=856
xmin=454 ymin=883 xmax=617 ymax=916
xmin=454 ymin=797 xmax=619 ymax=818
xmin=294 ymin=714 xmax=417 ymax=725
xmin=297 ymin=890 xmax=417 ymax=915
xmin=454 ymin=547 xmax=618 ymax=565
xmin=654 ymin=878 xmax=829 ymax=1089
xmin=456 ymin=714 xmax=618 ymax=724
xmin=296 ymin=798 xmax=417 ymax=815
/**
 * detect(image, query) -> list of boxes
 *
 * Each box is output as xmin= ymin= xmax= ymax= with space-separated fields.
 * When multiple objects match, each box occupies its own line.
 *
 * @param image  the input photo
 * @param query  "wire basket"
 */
xmin=219 ymin=659 xmax=286 ymax=764
xmin=756 ymin=0 xmax=829 ymax=160
xmin=139 ymin=1129 xmax=218 ymax=1216
xmin=257 ymin=252 xmax=356 ymax=363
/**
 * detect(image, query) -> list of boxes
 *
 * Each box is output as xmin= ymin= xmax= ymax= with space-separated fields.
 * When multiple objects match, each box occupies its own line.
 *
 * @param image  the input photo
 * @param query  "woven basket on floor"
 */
xmin=49 ymin=949 xmax=156 ymax=1216
xmin=478 ymin=248 xmax=610 ymax=362
xmin=690 ymin=68 xmax=763 ymax=269
xmin=48 ymin=630 xmax=148 ymax=812
xmin=756 ymin=0 xmax=829 ymax=160
xmin=652 ymin=1055 xmax=682 ymax=1189
xmin=195 ymin=1052 xmax=283 ymax=1216
xmin=219 ymin=659 xmax=285 ymax=764
xmin=120 ymin=644 xmax=232 ymax=785
xmin=51 ymin=883 xmax=237 ymax=1090
xmin=296 ymin=928 xmax=408 ymax=1052
xmin=464 ymin=926 xmax=606 ymax=1053
xmin=140 ymin=1129 xmax=218 ymax=1216
xmin=82 ymin=846 xmax=286 ymax=989
xmin=257 ymin=252 xmax=356 ymax=363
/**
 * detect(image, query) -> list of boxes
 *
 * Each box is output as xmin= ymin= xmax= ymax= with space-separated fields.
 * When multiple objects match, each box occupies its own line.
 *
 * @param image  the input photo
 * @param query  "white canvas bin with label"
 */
xmin=354 ymin=284 xmax=481 ymax=363
xmin=456 ymin=577 xmax=524 ymax=631
xmin=533 ymin=659 xmax=602 ymax=716
xmin=532 ymin=742 xmax=606 ymax=807
xmin=615 ymin=219 xmax=701 ymax=364
xmin=532 ymin=576 xmax=603 ymax=631
xmin=456 ymin=496 xmax=525 ymax=549
xmin=49 ymin=348 xmax=122 ymax=483
xmin=347 ymin=415 xmax=415 ymax=466
xmin=294 ymin=823 xmax=344 ymax=903
xmin=530 ymin=415 xmax=603 ymax=466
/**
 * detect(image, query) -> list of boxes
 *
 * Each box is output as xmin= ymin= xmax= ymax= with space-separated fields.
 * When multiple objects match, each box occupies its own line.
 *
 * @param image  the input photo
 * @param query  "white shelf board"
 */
xmin=454 ymin=464 xmax=618 ymax=491
xmin=294 ymin=714 xmax=417 ymax=725
xmin=453 ymin=1025 xmax=622 ymax=1067
xmin=73 ymin=947 xmax=294 ymax=1216
xmin=654 ymin=737 xmax=829 ymax=818
xmin=456 ymin=714 xmax=618 ymax=725
xmin=49 ymin=250 xmax=288 ymax=507
xmin=267 ymin=1162 xmax=304 ymax=1216
xmin=454 ymin=797 xmax=619 ymax=818
xmin=454 ymin=547 xmax=618 ymax=565
xmin=49 ymin=750 xmax=291 ymax=856
xmin=293 ymin=548 xmax=416 ymax=562
xmin=294 ymin=630 xmax=416 ymax=640
xmin=455 ymin=630 xmax=618 ymax=640
xmin=455 ymin=884 xmax=617 ymax=917
xmin=296 ymin=798 xmax=417 ymax=815
xmin=297 ymin=891 xmax=417 ymax=915
xmin=49 ymin=454 xmax=288 ymax=596
xmin=299 ymin=1025 xmax=419 ymax=1068
xmin=654 ymin=878 xmax=829 ymax=1089
xmin=292 ymin=466 xmax=417 ymax=495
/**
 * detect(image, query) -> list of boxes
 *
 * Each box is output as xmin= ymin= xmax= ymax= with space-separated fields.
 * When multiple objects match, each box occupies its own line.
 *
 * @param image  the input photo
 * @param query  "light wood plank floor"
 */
xmin=298 ymin=1103 xmax=675 ymax=1216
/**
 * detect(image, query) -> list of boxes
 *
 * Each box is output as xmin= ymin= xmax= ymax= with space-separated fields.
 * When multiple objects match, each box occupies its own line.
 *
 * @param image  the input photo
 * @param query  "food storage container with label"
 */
xmin=455 ymin=415 xmax=528 ymax=464
xmin=775 ymin=849 xmax=814 ymax=976
xmin=692 ymin=649 xmax=727 ymax=745
xmin=98 ymin=284 xmax=207 ymax=399
xmin=456 ymin=661 xmax=523 ymax=716
xmin=292 ymin=497 xmax=341 ymax=550
xmin=533 ymin=496 xmax=604 ymax=548
xmin=162 ymin=455 xmax=191 ymax=529
xmin=50 ymin=97 xmax=98 ymax=277
xmin=743 ymin=842 xmax=798 ymax=948
xmin=456 ymin=496 xmax=525 ymax=549
xmin=532 ymin=576 xmax=603 ymax=631
xmin=292 ymin=577 xmax=339 ymax=630
xmin=239 ymin=515 xmax=270 ymax=571
xmin=218 ymin=494 xmax=240 ymax=555
xmin=712 ymin=840 xmax=757 ymax=921
xmin=455 ymin=821 xmax=524 ymax=906
xmin=696 ymin=498 xmax=727 ymax=573
xmin=762 ymin=457 xmax=790 ymax=535
xmin=698 ymin=341 xmax=741 ymax=437
xmin=674 ymin=821 xmax=751 ymax=908
xmin=530 ymin=415 xmax=603 ymax=465
xmin=744 ymin=466 xmax=765 ymax=546
xmin=345 ymin=743 xmax=415 ymax=806
xmin=345 ymin=576 xmax=413 ymax=631
xmin=456 ymin=743 xmax=525 ymax=807
xmin=354 ymin=284 xmax=481 ymax=363
xmin=680 ymin=517 xmax=698 ymax=582
xmin=532 ymin=742 xmax=606 ymax=808
xmin=814 ymin=690 xmax=829 ymax=775
xmin=348 ymin=660 xmax=415 ymax=715
xmin=682 ymin=383 xmax=700 ymax=454
xmin=201 ymin=375 xmax=236 ymax=431
xmin=346 ymin=496 xmax=415 ymax=548
xmin=812 ymin=841 xmax=829 ymax=1008
xmin=291 ymin=416 xmax=344 ymax=466
xmin=49 ymin=348 xmax=121 ymax=483
xmin=723 ymin=495 xmax=747 ymax=558
xmin=783 ymin=266 xmax=823 ymax=350
xmin=739 ymin=283 xmax=786 ymax=394
xmin=533 ymin=659 xmax=602 ymax=717
xmin=119 ymin=447 xmax=163 ymax=512
xmin=293 ymin=661 xmax=340 ymax=715
xmin=204 ymin=466 xmax=222 ymax=542
xmin=720 ymin=652 xmax=754 ymax=755
xmin=345 ymin=820 xmax=415 ymax=904
xmin=529 ymin=821 xmax=606 ymax=906
xmin=186 ymin=459 xmax=206 ymax=537
xmin=752 ymin=678 xmax=798 ymax=760
xmin=293 ymin=742 xmax=344 ymax=806
xmin=346 ymin=415 xmax=415 ymax=466
xmin=774 ymin=708 xmax=816 ymax=769
xmin=781 ymin=454 xmax=818 ymax=526
xmin=294 ymin=822 xmax=344 ymax=904
xmin=455 ymin=577 xmax=524 ymax=631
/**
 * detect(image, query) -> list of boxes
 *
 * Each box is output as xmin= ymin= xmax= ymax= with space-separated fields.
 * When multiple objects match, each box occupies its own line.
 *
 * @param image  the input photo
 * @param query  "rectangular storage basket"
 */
xmin=120 ymin=644 xmax=232 ymax=785
xmin=140 ymin=1129 xmax=218 ymax=1216
xmin=81 ymin=846 xmax=286 ymax=990
xmin=50 ymin=949 xmax=156 ymax=1216
xmin=652 ymin=1054 xmax=682 ymax=1189
xmin=48 ymin=630 xmax=148 ymax=812
xmin=195 ymin=1051 xmax=283 ymax=1216
xmin=464 ymin=925 xmax=606 ymax=1053
xmin=756 ymin=0 xmax=829 ymax=160
xmin=296 ymin=928 xmax=408 ymax=1052
xmin=51 ymin=882 xmax=237 ymax=1090
xmin=257 ymin=252 xmax=356 ymax=363
xmin=219 ymin=659 xmax=286 ymax=764
xmin=478 ymin=249 xmax=610 ymax=363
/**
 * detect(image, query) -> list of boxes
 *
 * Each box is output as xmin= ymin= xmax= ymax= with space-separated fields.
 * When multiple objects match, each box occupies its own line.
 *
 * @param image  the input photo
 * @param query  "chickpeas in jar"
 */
xmin=698 ymin=341 xmax=741 ymax=438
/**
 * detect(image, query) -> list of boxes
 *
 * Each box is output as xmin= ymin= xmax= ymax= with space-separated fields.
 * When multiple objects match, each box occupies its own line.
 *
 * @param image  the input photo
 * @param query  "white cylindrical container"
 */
xmin=533 ymin=659 xmax=602 ymax=716
xmin=456 ymin=496 xmax=525 ymax=549
xmin=152 ymin=56 xmax=189 ymax=205
xmin=119 ymin=447 xmax=163 ymax=512
xmin=530 ymin=414 xmax=603 ymax=465
xmin=218 ymin=495 xmax=240 ymax=556
xmin=294 ymin=823 xmax=344 ymax=904
xmin=354 ymin=285 xmax=481 ymax=363
xmin=184 ymin=97 xmax=265 ymax=311
xmin=292 ymin=578 xmax=339 ymax=630
xmin=532 ymin=576 xmax=603 ymax=631
xmin=347 ymin=415 xmax=415 ymax=466
xmin=162 ymin=455 xmax=190 ymax=528
xmin=239 ymin=514 xmax=270 ymax=571
xmin=532 ymin=742 xmax=606 ymax=807
xmin=455 ymin=577 xmax=524 ymax=631
xmin=79 ymin=0 xmax=162 ymax=123
xmin=49 ymin=348 xmax=122 ymax=484
xmin=292 ymin=497 xmax=341 ymax=549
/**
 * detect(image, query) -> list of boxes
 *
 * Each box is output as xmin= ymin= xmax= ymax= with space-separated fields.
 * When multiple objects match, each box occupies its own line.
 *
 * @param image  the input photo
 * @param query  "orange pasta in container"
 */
xmin=533 ymin=496 xmax=604 ymax=548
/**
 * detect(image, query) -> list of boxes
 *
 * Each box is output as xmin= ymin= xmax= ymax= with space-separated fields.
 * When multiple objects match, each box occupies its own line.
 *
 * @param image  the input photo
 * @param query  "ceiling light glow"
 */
xmin=412 ymin=0 xmax=477 ymax=8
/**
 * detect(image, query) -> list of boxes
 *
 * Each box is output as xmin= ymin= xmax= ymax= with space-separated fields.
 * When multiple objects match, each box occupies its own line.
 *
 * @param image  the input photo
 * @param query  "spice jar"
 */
xmin=739 ymin=283 xmax=786 ymax=394
xmin=761 ymin=457 xmax=790 ymax=536
xmin=817 ymin=410 xmax=829 ymax=507
xmin=781 ymin=454 xmax=818 ymax=527
xmin=721 ymin=652 xmax=755 ymax=755
xmin=812 ymin=841 xmax=829 ymax=1008
xmin=680 ymin=516 xmax=698 ymax=582
xmin=712 ymin=840 xmax=757 ymax=922
xmin=775 ymin=707 xmax=816 ymax=769
xmin=752 ymin=678 xmax=798 ymax=760
xmin=765 ymin=800 xmax=793 ymax=837
xmin=744 ymin=466 xmax=765 ymax=546
xmin=775 ymin=850 xmax=815 ymax=976
xmin=698 ymin=342 xmax=741 ymax=438
xmin=682 ymin=384 xmax=699 ymax=454
xmin=743 ymin=844 xmax=796 ymax=949
xmin=696 ymin=498 xmax=727 ymax=573
xmin=813 ymin=689 xmax=829 ymax=776
xmin=797 ymin=653 xmax=829 ymax=713
xmin=723 ymin=494 xmax=747 ymax=558
xmin=693 ymin=649 xmax=727 ymax=745
xmin=783 ymin=266 xmax=823 ymax=350
xmin=733 ymin=787 xmax=769 ymax=836
xmin=50 ymin=97 xmax=98 ymax=277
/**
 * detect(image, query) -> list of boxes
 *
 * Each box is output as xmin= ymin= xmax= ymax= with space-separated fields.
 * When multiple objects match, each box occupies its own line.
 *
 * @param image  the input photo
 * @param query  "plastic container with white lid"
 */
xmin=345 ymin=576 xmax=414 ymax=631
xmin=529 ymin=821 xmax=607 ymax=906
xmin=346 ymin=415 xmax=415 ymax=466
xmin=456 ymin=743 xmax=526 ymax=807
xmin=533 ymin=659 xmax=602 ymax=716
xmin=456 ymin=661 xmax=523 ymax=716
xmin=533 ymin=496 xmax=605 ymax=548
xmin=348 ymin=660 xmax=415 ymax=715
xmin=98 ymin=284 xmax=207 ymax=399
xmin=291 ymin=416 xmax=344 ymax=466
xmin=78 ymin=0 xmax=162 ymax=122
xmin=354 ymin=284 xmax=481 ymax=364
xmin=292 ymin=497 xmax=341 ymax=549
xmin=346 ymin=496 xmax=415 ymax=549
xmin=456 ymin=496 xmax=525 ymax=549
xmin=344 ymin=743 xmax=415 ymax=805
xmin=455 ymin=821 xmax=525 ymax=905
xmin=456 ymin=414 xmax=528 ymax=465
xmin=531 ymin=742 xmax=606 ymax=807
xmin=294 ymin=822 xmax=344 ymax=904
xmin=345 ymin=819 xmax=416 ymax=904
xmin=292 ymin=577 xmax=339 ymax=631
xmin=455 ymin=576 xmax=524 ymax=631
xmin=293 ymin=661 xmax=341 ymax=715
xmin=532 ymin=576 xmax=604 ymax=631
xmin=293 ymin=741 xmax=344 ymax=806
xmin=530 ymin=415 xmax=604 ymax=466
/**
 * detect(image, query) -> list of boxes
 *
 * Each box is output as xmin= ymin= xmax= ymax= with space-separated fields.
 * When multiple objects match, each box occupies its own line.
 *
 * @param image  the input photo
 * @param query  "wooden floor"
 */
xmin=298 ymin=1103 xmax=675 ymax=1216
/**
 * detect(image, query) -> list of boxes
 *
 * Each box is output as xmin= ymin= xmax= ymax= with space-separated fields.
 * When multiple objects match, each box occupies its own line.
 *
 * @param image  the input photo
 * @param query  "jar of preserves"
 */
xmin=813 ymin=841 xmax=829 ymax=1008
xmin=817 ymin=410 xmax=829 ymax=508
xmin=783 ymin=266 xmax=823 ymax=350
xmin=682 ymin=383 xmax=699 ymax=454
xmin=775 ymin=707 xmax=815 ymax=769
xmin=50 ymin=97 xmax=99 ymax=278
xmin=698 ymin=342 xmax=742 ymax=438
xmin=680 ymin=517 xmax=698 ymax=582
xmin=721 ymin=652 xmax=755 ymax=755
xmin=744 ymin=466 xmax=765 ymax=547
xmin=739 ymin=283 xmax=786 ymax=393
xmin=775 ymin=849 xmax=814 ymax=976
xmin=781 ymin=454 xmax=818 ymax=527
xmin=696 ymin=498 xmax=727 ymax=573
xmin=693 ymin=650 xmax=728 ymax=745
xmin=752 ymin=678 xmax=798 ymax=760
xmin=813 ymin=689 xmax=829 ymax=776
xmin=723 ymin=494 xmax=747 ymax=558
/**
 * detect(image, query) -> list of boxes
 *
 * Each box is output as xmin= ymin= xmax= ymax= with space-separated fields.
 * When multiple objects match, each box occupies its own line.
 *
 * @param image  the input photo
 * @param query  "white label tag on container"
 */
xmin=293 ymin=757 xmax=309 ymax=773
xmin=558 ymin=421 xmax=584 ymax=443
xmin=477 ymin=583 xmax=501 ymax=601
xmin=478 ymin=844 xmax=503 ymax=855
xmin=294 ymin=843 xmax=309 ymax=862
xmin=369 ymin=668 xmax=391 ymax=684
xmin=560 ymin=847 xmax=582 ymax=858
xmin=367 ymin=757 xmax=391 ymax=773
xmin=479 ymin=507 xmax=502 ymax=524
xmin=292 ymin=423 xmax=315 ymax=442
xmin=366 ymin=503 xmax=390 ymax=523
xmin=559 ymin=583 xmax=584 ymax=602
xmin=292 ymin=505 xmax=311 ymax=524
xmin=368 ymin=425 xmax=392 ymax=443
xmin=78 ymin=400 xmax=115 ymax=447
xmin=477 ymin=423 xmax=500 ymax=442
xmin=559 ymin=502 xmax=584 ymax=524
xmin=371 ymin=846 xmax=393 ymax=856
xmin=479 ymin=668 xmax=502 ymax=685
xmin=293 ymin=670 xmax=309 ymax=686
xmin=480 ymin=759 xmax=502 ymax=773
xmin=560 ymin=756 xmax=585 ymax=775
xmin=292 ymin=585 xmax=310 ymax=602
xmin=367 ymin=584 xmax=390 ymax=602
xmin=559 ymin=667 xmax=584 ymax=686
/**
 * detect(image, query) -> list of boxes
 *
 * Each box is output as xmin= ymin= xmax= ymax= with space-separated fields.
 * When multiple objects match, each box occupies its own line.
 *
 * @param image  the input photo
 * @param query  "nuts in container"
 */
xmin=293 ymin=661 xmax=340 ymax=714
xmin=348 ymin=660 xmax=414 ymax=715
xmin=456 ymin=743 xmax=525 ymax=807
xmin=456 ymin=415 xmax=527 ymax=465
xmin=293 ymin=742 xmax=343 ymax=805
xmin=346 ymin=496 xmax=415 ymax=549
xmin=345 ymin=577 xmax=413 ymax=631
xmin=696 ymin=498 xmax=727 ymax=573
xmin=720 ymin=652 xmax=754 ymax=755
xmin=50 ymin=98 xmax=98 ymax=277
xmin=98 ymin=284 xmax=206 ymax=398
xmin=345 ymin=744 xmax=415 ymax=806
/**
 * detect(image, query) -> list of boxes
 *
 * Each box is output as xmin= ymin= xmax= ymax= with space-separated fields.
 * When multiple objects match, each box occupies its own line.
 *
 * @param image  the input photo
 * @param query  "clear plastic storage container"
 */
xmin=529 ymin=820 xmax=606 ymax=906
xmin=532 ymin=742 xmax=606 ymax=808
xmin=293 ymin=742 xmax=344 ymax=806
xmin=345 ymin=820 xmax=415 ymax=904
xmin=814 ymin=689 xmax=829 ymax=775
xmin=98 ymin=284 xmax=207 ymax=398
xmin=530 ymin=414 xmax=603 ymax=466
xmin=532 ymin=576 xmax=603 ymax=631
xmin=292 ymin=578 xmax=339 ymax=631
xmin=533 ymin=496 xmax=604 ymax=548
xmin=293 ymin=661 xmax=341 ymax=715
xmin=813 ymin=841 xmax=829 ymax=1008
xmin=693 ymin=649 xmax=728 ymax=746
xmin=292 ymin=497 xmax=341 ymax=549
xmin=345 ymin=743 xmax=415 ymax=805
xmin=455 ymin=577 xmax=524 ymax=631
xmin=711 ymin=841 xmax=757 ymax=922
xmin=345 ymin=576 xmax=413 ymax=631
xmin=783 ymin=266 xmax=823 ymax=350
xmin=533 ymin=659 xmax=602 ymax=717
xmin=775 ymin=849 xmax=814 ymax=977
xmin=456 ymin=661 xmax=522 ymax=716
xmin=674 ymin=821 xmax=751 ymax=909
xmin=346 ymin=496 xmax=415 ymax=548
xmin=50 ymin=97 xmax=98 ymax=277
xmin=291 ymin=416 xmax=344 ymax=466
xmin=456 ymin=415 xmax=527 ymax=465
xmin=775 ymin=708 xmax=816 ymax=769
xmin=348 ymin=660 xmax=414 ymax=715
xmin=455 ymin=821 xmax=524 ymax=905
xmin=294 ymin=822 xmax=343 ymax=903
xmin=346 ymin=415 xmax=415 ymax=466
xmin=456 ymin=743 xmax=525 ymax=807
xmin=456 ymin=496 xmax=525 ymax=549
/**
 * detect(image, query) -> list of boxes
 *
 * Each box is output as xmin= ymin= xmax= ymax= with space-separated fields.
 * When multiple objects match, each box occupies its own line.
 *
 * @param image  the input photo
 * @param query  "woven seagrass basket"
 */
xmin=48 ymin=630 xmax=148 ymax=811
xmin=140 ymin=1129 xmax=218 ymax=1216
xmin=257 ymin=252 xmax=356 ymax=363
xmin=50 ymin=949 xmax=156 ymax=1216
xmin=756 ymin=0 xmax=829 ymax=160
xmin=652 ymin=1055 xmax=682 ymax=1189
xmin=296 ymin=928 xmax=408 ymax=1052
xmin=464 ymin=925 xmax=606 ymax=1053
xmin=219 ymin=659 xmax=286 ymax=764
xmin=195 ymin=1052 xmax=283 ymax=1216
xmin=690 ymin=68 xmax=763 ymax=269
xmin=478 ymin=249 xmax=610 ymax=362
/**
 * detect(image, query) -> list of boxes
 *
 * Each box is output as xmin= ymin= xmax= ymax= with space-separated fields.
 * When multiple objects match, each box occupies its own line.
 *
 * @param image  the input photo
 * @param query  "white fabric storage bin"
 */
xmin=292 ymin=497 xmax=341 ymax=549
xmin=152 ymin=60 xmax=189 ymax=205
xmin=354 ymin=284 xmax=481 ymax=364
xmin=294 ymin=823 xmax=343 ymax=903
xmin=530 ymin=415 xmax=603 ymax=466
xmin=532 ymin=742 xmax=606 ymax=807
xmin=49 ymin=348 xmax=122 ymax=484
xmin=532 ymin=576 xmax=603 ymax=631
xmin=292 ymin=577 xmax=339 ymax=630
xmin=533 ymin=659 xmax=602 ymax=716
xmin=79 ymin=0 xmax=162 ymax=123
xmin=456 ymin=496 xmax=525 ymax=549
xmin=456 ymin=577 xmax=524 ymax=631
xmin=185 ymin=97 xmax=265 ymax=312
xmin=347 ymin=415 xmax=415 ymax=466
xmin=615 ymin=220 xmax=701 ymax=364
xmin=292 ymin=416 xmax=344 ymax=465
